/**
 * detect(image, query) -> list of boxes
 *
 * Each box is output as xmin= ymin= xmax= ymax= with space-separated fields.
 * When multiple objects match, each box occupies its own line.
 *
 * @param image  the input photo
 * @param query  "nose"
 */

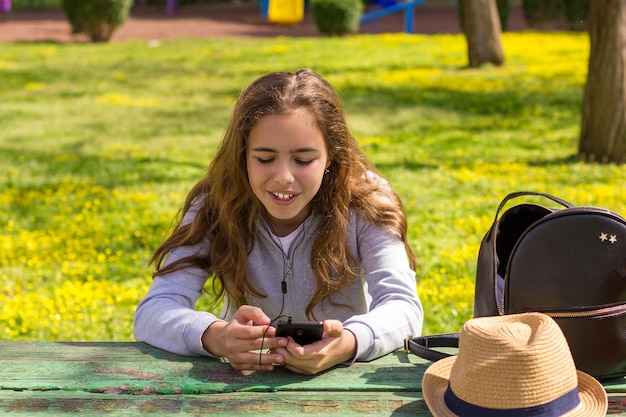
xmin=274 ymin=160 xmax=294 ymax=185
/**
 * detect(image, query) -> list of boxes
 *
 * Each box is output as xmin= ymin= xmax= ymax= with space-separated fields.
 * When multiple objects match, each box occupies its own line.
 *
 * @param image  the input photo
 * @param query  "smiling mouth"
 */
xmin=273 ymin=192 xmax=294 ymax=201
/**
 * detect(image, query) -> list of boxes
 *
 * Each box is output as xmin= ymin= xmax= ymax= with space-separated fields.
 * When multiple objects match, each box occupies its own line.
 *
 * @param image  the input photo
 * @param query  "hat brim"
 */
xmin=422 ymin=356 xmax=608 ymax=417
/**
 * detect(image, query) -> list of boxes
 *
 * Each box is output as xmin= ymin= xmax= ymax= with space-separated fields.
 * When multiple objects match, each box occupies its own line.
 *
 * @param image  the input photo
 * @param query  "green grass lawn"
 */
xmin=1 ymin=31 xmax=624 ymax=341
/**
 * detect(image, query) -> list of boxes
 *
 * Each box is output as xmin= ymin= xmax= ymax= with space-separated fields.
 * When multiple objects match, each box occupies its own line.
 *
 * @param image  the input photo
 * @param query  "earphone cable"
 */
xmin=257 ymin=218 xmax=306 ymax=366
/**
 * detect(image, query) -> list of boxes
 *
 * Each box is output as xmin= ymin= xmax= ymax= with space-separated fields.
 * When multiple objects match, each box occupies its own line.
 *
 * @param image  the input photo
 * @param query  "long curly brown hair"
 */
xmin=151 ymin=68 xmax=417 ymax=318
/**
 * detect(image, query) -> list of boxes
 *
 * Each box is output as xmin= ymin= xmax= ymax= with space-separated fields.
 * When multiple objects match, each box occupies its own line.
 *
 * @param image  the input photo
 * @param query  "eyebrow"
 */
xmin=250 ymin=147 xmax=320 ymax=154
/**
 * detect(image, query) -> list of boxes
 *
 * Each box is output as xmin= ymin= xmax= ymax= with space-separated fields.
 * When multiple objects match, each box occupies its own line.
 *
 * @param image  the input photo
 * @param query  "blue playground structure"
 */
xmin=257 ymin=0 xmax=441 ymax=35
xmin=360 ymin=0 xmax=430 ymax=33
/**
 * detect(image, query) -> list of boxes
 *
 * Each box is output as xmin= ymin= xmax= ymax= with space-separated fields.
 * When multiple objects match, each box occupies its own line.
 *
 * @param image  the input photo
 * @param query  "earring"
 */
xmin=325 ymin=169 xmax=330 ymax=175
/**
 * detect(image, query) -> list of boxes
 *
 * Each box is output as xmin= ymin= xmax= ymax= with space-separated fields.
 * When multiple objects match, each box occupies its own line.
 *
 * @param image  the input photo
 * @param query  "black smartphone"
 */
xmin=275 ymin=320 xmax=323 ymax=345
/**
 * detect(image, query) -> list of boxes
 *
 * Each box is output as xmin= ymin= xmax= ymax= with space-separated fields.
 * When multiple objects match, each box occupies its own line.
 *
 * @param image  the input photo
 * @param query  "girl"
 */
xmin=134 ymin=68 xmax=423 ymax=375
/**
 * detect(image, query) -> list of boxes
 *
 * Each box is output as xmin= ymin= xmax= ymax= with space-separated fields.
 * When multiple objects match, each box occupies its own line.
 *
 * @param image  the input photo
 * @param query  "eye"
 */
xmin=295 ymin=159 xmax=313 ymax=166
xmin=256 ymin=157 xmax=274 ymax=164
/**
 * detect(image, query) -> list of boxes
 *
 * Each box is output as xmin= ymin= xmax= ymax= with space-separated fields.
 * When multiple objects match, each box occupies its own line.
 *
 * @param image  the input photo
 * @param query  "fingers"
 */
xmin=275 ymin=323 xmax=356 ymax=375
xmin=217 ymin=305 xmax=290 ymax=371
xmin=232 ymin=305 xmax=271 ymax=326
xmin=223 ymin=323 xmax=284 ymax=354
xmin=229 ymin=350 xmax=285 ymax=371
xmin=322 ymin=319 xmax=344 ymax=337
xmin=272 ymin=337 xmax=312 ymax=364
xmin=218 ymin=316 xmax=353 ymax=375
xmin=225 ymin=333 xmax=287 ymax=371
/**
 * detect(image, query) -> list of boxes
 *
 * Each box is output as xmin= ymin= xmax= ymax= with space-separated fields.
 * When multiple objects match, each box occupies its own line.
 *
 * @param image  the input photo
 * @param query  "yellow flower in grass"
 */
xmin=0 ymin=271 xmax=146 ymax=340
xmin=98 ymin=92 xmax=162 ymax=108
xmin=359 ymin=136 xmax=389 ymax=150
xmin=0 ymin=60 xmax=18 ymax=70
xmin=24 ymin=82 xmax=46 ymax=90
xmin=110 ymin=71 xmax=127 ymax=80
xmin=261 ymin=44 xmax=291 ymax=54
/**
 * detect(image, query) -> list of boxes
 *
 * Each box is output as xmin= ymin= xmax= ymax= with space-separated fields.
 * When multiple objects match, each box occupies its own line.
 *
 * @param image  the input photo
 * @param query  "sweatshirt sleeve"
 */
xmin=133 ymin=245 xmax=220 ymax=356
xmin=342 ymin=214 xmax=423 ymax=362
xmin=133 ymin=204 xmax=221 ymax=356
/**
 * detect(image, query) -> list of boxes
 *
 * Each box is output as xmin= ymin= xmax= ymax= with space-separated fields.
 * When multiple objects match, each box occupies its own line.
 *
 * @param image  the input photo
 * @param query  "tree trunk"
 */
xmin=579 ymin=0 xmax=626 ymax=163
xmin=460 ymin=0 xmax=504 ymax=67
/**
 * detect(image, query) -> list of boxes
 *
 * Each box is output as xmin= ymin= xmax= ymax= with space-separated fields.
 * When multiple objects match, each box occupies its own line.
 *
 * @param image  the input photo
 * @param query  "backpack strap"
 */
xmin=404 ymin=333 xmax=460 ymax=362
xmin=493 ymin=191 xmax=574 ymax=223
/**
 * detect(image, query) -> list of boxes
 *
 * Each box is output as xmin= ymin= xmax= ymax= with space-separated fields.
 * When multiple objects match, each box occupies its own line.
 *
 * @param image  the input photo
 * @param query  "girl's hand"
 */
xmin=272 ymin=320 xmax=357 ymax=375
xmin=201 ymin=305 xmax=287 ymax=371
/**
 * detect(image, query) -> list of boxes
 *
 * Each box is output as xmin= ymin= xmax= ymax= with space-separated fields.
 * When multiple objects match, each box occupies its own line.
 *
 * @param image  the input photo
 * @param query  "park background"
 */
xmin=1 ymin=0 xmax=625 ymax=342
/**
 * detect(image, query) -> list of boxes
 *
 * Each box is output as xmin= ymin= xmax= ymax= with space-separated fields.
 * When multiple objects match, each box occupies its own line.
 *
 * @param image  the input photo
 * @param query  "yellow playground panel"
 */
xmin=267 ymin=0 xmax=304 ymax=25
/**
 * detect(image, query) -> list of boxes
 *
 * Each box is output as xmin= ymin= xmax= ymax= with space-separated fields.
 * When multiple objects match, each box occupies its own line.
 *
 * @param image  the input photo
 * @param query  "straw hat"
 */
xmin=422 ymin=313 xmax=607 ymax=417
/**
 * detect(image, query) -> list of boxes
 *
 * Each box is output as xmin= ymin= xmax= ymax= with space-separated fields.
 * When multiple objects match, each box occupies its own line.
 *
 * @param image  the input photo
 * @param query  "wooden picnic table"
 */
xmin=1 ymin=341 xmax=625 ymax=416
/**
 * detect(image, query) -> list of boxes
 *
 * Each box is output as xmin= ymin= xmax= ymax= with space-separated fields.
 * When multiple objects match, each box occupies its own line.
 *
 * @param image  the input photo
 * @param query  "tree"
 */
xmin=579 ymin=0 xmax=626 ymax=163
xmin=459 ymin=0 xmax=505 ymax=68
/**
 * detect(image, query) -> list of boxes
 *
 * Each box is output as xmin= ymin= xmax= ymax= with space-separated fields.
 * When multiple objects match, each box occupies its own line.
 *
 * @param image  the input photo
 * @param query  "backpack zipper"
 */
xmin=540 ymin=303 xmax=626 ymax=319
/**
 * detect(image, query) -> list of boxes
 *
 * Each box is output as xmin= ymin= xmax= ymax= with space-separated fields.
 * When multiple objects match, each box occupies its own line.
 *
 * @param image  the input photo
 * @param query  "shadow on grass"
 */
xmin=338 ymin=78 xmax=583 ymax=166
xmin=0 ymin=145 xmax=207 ymax=190
xmin=528 ymin=153 xmax=582 ymax=166
xmin=374 ymin=159 xmax=439 ymax=171
xmin=342 ymin=83 xmax=580 ymax=120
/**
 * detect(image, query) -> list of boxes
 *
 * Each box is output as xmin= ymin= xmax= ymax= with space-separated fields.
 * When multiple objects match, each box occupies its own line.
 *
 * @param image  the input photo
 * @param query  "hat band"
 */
xmin=444 ymin=384 xmax=580 ymax=417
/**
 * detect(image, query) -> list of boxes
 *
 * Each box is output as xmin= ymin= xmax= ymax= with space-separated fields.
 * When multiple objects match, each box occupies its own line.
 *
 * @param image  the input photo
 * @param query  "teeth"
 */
xmin=273 ymin=192 xmax=293 ymax=200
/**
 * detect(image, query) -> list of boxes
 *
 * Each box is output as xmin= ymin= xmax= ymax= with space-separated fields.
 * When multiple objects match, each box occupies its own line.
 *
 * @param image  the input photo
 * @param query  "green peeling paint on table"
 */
xmin=0 ymin=341 xmax=625 ymax=416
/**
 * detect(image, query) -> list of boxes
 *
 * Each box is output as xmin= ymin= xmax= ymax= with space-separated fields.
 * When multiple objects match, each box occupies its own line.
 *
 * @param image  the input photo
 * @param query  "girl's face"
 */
xmin=246 ymin=109 xmax=329 ymax=236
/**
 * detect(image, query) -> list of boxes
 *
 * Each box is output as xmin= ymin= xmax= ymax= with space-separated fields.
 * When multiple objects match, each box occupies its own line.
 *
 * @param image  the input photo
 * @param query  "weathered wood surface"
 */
xmin=0 ymin=342 xmax=425 ymax=394
xmin=0 ymin=341 xmax=624 ymax=416
xmin=0 ymin=391 xmax=433 ymax=416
